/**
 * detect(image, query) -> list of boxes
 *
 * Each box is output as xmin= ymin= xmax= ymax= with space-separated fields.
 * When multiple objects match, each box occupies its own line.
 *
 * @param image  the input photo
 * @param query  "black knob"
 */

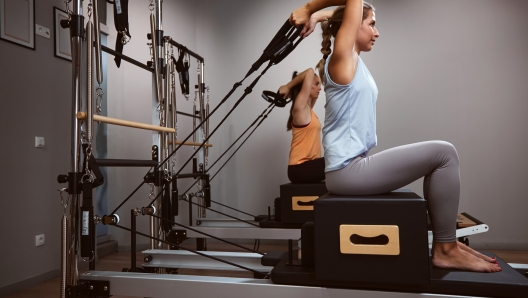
xmin=60 ymin=19 xmax=70 ymax=29
xmin=57 ymin=174 xmax=68 ymax=184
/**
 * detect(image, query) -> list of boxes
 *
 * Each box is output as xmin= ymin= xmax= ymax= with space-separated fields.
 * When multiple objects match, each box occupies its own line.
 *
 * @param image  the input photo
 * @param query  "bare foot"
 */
xmin=457 ymin=241 xmax=496 ymax=263
xmin=432 ymin=242 xmax=501 ymax=273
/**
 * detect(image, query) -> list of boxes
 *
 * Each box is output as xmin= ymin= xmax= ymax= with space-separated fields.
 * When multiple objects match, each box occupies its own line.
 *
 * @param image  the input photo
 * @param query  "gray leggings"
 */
xmin=325 ymin=141 xmax=460 ymax=243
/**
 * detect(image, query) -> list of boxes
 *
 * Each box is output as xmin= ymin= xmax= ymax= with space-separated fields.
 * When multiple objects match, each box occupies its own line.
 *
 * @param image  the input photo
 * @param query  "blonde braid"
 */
xmin=316 ymin=18 xmax=333 ymax=83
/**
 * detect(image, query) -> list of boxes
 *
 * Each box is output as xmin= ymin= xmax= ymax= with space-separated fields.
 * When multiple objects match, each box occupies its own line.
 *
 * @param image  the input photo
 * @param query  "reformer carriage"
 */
xmin=58 ymin=1 xmax=528 ymax=297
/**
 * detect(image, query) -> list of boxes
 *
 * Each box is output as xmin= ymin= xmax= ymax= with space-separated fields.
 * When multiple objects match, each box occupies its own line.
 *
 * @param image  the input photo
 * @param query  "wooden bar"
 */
xmin=77 ymin=112 xmax=175 ymax=133
xmin=77 ymin=112 xmax=212 ymax=147
xmin=169 ymin=140 xmax=212 ymax=148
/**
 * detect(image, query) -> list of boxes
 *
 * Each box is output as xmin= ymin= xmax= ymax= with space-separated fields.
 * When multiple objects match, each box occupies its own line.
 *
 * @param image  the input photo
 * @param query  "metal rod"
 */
xmin=101 ymin=45 xmax=152 ymax=72
xmin=93 ymin=0 xmax=103 ymax=85
xmin=150 ymin=13 xmax=162 ymax=103
xmin=95 ymin=159 xmax=158 ymax=167
xmin=131 ymin=209 xmax=136 ymax=269
xmin=167 ymin=39 xmax=204 ymax=62
xmin=68 ymin=0 xmax=83 ymax=287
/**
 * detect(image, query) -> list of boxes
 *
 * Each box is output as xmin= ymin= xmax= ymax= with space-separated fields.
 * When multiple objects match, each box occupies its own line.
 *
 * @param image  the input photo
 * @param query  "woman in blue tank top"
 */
xmin=290 ymin=0 xmax=499 ymax=273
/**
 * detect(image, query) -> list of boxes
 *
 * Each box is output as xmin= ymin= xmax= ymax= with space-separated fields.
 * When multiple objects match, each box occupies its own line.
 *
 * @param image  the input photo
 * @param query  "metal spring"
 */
xmin=86 ymin=21 xmax=94 ymax=142
xmin=60 ymin=216 xmax=68 ymax=298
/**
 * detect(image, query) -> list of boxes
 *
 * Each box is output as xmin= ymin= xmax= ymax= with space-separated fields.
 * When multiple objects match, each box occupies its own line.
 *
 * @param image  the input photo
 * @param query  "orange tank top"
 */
xmin=289 ymin=109 xmax=322 ymax=165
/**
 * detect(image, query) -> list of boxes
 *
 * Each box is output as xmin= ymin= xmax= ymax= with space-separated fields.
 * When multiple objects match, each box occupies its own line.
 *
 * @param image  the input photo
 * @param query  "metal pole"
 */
xmin=68 ymin=0 xmax=83 ymax=288
xmin=198 ymin=63 xmax=206 ymax=218
xmin=131 ymin=209 xmax=136 ymax=269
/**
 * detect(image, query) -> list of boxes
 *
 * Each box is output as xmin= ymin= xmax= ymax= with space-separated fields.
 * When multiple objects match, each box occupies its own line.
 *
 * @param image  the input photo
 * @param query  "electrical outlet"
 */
xmin=35 ymin=136 xmax=45 ymax=148
xmin=35 ymin=24 xmax=50 ymax=39
xmin=35 ymin=234 xmax=45 ymax=247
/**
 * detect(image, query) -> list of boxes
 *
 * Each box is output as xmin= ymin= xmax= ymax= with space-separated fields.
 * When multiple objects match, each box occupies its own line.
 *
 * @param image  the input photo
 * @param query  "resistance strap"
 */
xmin=113 ymin=0 xmax=131 ymax=67
xmin=173 ymin=49 xmax=190 ymax=96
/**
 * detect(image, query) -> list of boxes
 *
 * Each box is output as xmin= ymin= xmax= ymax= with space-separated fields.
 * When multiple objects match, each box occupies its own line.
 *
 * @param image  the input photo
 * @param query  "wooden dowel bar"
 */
xmin=169 ymin=140 xmax=212 ymax=148
xmin=77 ymin=112 xmax=175 ymax=133
xmin=77 ymin=112 xmax=212 ymax=147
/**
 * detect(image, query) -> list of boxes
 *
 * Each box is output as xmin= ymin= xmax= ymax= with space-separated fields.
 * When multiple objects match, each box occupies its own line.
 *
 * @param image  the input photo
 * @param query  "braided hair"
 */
xmin=316 ymin=2 xmax=376 ymax=82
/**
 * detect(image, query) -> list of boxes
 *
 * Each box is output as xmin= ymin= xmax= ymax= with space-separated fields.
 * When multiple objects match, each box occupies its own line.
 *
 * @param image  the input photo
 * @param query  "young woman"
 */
xmin=290 ymin=0 xmax=500 ymax=273
xmin=278 ymin=68 xmax=324 ymax=183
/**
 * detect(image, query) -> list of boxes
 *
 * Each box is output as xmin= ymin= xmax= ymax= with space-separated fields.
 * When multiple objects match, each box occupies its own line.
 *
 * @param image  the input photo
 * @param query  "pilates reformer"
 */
xmin=58 ymin=1 xmax=527 ymax=297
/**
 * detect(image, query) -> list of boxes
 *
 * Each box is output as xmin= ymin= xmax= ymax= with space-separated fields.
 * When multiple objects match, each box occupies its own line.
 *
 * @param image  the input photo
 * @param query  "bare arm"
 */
xmin=329 ymin=0 xmax=363 ymax=85
xmin=290 ymin=0 xmax=347 ymax=37
xmin=289 ymin=69 xmax=315 ymax=126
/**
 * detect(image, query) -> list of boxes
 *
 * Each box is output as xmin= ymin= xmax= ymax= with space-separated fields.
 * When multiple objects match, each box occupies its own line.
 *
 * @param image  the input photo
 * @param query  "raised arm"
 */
xmin=278 ymin=69 xmax=315 ymax=126
xmin=329 ymin=0 xmax=363 ymax=85
xmin=290 ymin=0 xmax=347 ymax=37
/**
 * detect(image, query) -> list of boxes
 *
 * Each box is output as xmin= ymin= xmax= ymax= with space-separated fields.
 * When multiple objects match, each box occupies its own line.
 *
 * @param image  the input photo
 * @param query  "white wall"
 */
xmin=193 ymin=0 xmax=528 ymax=249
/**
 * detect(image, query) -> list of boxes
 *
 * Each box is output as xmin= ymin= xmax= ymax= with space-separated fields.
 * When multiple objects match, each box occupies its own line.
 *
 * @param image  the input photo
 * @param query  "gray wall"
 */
xmin=0 ymin=0 xmax=71 ymax=292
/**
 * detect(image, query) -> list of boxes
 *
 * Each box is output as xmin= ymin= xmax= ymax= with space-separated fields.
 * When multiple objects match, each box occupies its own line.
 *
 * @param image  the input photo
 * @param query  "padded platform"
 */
xmin=271 ymin=252 xmax=528 ymax=298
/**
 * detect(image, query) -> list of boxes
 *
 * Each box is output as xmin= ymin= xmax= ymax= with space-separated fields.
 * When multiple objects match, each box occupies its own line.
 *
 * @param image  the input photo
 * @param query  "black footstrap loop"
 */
xmin=262 ymin=90 xmax=290 ymax=107
xmin=173 ymin=49 xmax=190 ymax=96
xmin=113 ymin=0 xmax=131 ymax=67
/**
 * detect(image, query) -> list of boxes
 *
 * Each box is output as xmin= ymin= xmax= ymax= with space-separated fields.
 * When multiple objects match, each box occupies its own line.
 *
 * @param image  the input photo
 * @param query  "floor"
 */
xmin=5 ymin=242 xmax=528 ymax=298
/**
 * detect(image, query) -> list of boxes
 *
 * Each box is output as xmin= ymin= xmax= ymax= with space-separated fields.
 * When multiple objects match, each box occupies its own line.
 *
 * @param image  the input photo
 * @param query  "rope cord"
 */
xmin=168 ymin=62 xmax=274 ymax=181
xmin=206 ymin=103 xmax=274 ymax=172
xmin=211 ymin=105 xmax=276 ymax=181
xmin=176 ymin=103 xmax=275 ymax=218
xmin=112 ymin=223 xmax=268 ymax=277
xmin=148 ymin=214 xmax=262 ymax=254
xmin=179 ymin=197 xmax=259 ymax=227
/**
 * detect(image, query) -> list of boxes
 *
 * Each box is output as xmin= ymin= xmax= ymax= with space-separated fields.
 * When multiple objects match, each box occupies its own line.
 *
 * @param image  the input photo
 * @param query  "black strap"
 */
xmin=262 ymin=90 xmax=290 ymax=107
xmin=247 ymin=20 xmax=303 ymax=78
xmin=113 ymin=0 xmax=131 ymax=67
xmin=80 ymin=182 xmax=94 ymax=259
xmin=173 ymin=49 xmax=190 ymax=96
xmin=161 ymin=181 xmax=172 ymax=233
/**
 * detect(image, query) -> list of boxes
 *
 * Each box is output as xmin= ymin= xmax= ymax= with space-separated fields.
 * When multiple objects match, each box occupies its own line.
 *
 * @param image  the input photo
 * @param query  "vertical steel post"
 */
xmin=67 ymin=0 xmax=83 ymax=290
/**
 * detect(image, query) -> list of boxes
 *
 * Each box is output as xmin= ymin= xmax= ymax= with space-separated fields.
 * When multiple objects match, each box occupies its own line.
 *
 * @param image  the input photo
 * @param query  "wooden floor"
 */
xmin=5 ymin=242 xmax=528 ymax=298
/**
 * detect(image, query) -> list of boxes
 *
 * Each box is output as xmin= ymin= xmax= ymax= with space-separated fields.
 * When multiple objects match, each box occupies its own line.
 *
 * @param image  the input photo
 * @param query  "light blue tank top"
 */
xmin=322 ymin=56 xmax=378 ymax=172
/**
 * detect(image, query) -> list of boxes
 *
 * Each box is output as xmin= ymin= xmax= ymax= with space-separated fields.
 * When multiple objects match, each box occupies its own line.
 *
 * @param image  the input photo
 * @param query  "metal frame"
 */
xmin=79 ymin=271 xmax=484 ymax=298
xmin=142 ymin=249 xmax=270 ymax=272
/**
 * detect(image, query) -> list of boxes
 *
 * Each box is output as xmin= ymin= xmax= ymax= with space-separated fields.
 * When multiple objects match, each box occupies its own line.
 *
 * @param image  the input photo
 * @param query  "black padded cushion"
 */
xmin=270 ymin=252 xmax=528 ymax=298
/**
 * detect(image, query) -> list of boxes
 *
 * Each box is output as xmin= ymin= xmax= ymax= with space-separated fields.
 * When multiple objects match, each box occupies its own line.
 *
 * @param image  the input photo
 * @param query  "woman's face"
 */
xmin=356 ymin=10 xmax=379 ymax=52
xmin=310 ymin=75 xmax=322 ymax=106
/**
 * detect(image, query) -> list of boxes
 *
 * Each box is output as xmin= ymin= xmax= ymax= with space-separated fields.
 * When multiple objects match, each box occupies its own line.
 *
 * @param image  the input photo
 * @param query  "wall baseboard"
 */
xmin=0 ymin=269 xmax=60 ymax=297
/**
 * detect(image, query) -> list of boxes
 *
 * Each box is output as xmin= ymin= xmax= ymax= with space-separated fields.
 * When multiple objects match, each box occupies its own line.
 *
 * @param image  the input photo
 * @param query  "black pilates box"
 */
xmin=279 ymin=183 xmax=328 ymax=224
xmin=314 ymin=191 xmax=430 ymax=285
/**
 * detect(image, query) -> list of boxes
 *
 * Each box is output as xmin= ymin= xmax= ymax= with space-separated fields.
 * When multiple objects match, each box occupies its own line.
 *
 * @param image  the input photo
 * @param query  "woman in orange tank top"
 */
xmin=278 ymin=68 xmax=325 ymax=183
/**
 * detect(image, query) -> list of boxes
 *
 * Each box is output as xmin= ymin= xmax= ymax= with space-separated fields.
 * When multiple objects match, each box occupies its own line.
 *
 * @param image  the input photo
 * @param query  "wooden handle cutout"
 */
xmin=340 ymin=225 xmax=400 ymax=255
xmin=350 ymin=234 xmax=389 ymax=245
xmin=292 ymin=196 xmax=318 ymax=211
